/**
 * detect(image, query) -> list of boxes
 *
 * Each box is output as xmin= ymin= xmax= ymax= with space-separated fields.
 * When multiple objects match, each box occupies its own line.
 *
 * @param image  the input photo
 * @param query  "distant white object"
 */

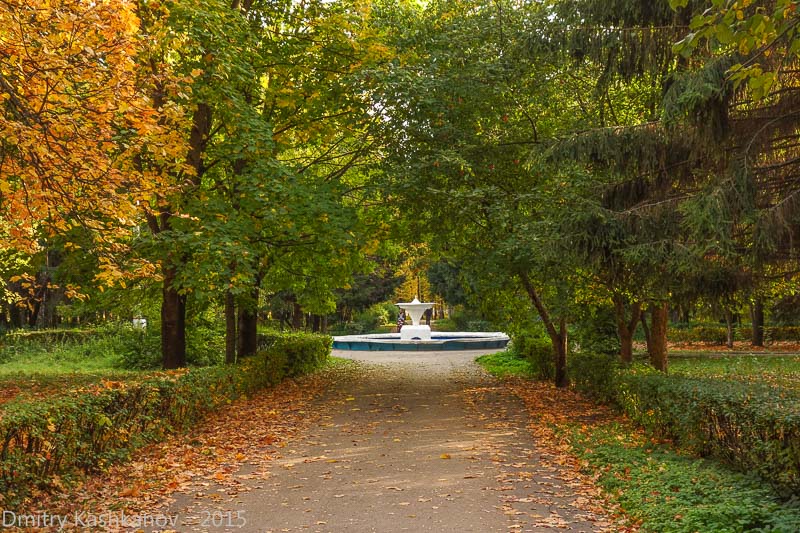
xmin=132 ymin=317 xmax=147 ymax=329
xmin=396 ymin=297 xmax=435 ymax=341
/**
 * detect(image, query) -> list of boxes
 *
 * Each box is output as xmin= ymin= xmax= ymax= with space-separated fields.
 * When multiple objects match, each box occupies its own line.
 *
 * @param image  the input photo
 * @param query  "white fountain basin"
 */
xmin=332 ymin=332 xmax=510 ymax=351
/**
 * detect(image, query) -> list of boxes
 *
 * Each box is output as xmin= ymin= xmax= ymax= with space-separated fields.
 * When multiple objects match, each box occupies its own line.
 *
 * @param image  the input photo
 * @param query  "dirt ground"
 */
xmin=160 ymin=349 xmax=613 ymax=532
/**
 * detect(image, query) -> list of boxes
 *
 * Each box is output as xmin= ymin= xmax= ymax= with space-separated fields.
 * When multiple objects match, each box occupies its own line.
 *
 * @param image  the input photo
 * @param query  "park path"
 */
xmin=163 ymin=349 xmax=612 ymax=533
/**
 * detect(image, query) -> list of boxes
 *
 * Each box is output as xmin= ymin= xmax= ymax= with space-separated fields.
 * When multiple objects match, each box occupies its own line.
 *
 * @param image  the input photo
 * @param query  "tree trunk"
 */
xmin=38 ymin=248 xmax=62 ymax=328
xmin=39 ymin=285 xmax=62 ymax=329
xmin=27 ymin=283 xmax=44 ymax=327
xmin=724 ymin=308 xmax=735 ymax=348
xmin=9 ymin=303 xmax=22 ymax=329
xmin=225 ymin=291 xmax=236 ymax=364
xmin=237 ymin=288 xmax=259 ymax=357
xmin=647 ymin=302 xmax=668 ymax=372
xmin=613 ymin=296 xmax=641 ymax=364
xmin=291 ymin=301 xmax=303 ymax=330
xmin=161 ymin=266 xmax=187 ymax=369
xmin=554 ymin=317 xmax=569 ymax=388
xmin=237 ymin=308 xmax=258 ymax=357
xmin=519 ymin=272 xmax=569 ymax=388
xmin=751 ymin=299 xmax=764 ymax=347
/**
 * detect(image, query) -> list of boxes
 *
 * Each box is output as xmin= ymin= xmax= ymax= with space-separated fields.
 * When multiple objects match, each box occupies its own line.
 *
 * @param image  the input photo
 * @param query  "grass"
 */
xmin=0 ymin=330 xmax=146 ymax=406
xmin=478 ymin=350 xmax=800 ymax=532
xmin=476 ymin=346 xmax=800 ymax=386
xmin=0 ymin=333 xmax=125 ymax=374
xmin=570 ymin=421 xmax=800 ymax=532
xmin=669 ymin=354 xmax=800 ymax=389
xmin=475 ymin=349 xmax=533 ymax=378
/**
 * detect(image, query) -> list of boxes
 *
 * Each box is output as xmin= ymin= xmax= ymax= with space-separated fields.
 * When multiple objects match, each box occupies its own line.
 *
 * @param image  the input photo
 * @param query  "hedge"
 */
xmin=0 ymin=331 xmax=331 ymax=506
xmin=509 ymin=332 xmax=555 ymax=381
xmin=570 ymin=353 xmax=800 ymax=496
xmin=1 ymin=329 xmax=98 ymax=345
xmin=257 ymin=331 xmax=332 ymax=376
xmin=667 ymin=325 xmax=800 ymax=344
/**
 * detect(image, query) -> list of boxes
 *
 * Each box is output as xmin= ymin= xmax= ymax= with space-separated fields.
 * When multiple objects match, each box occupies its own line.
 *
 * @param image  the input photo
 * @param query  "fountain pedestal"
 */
xmin=400 ymin=325 xmax=431 ymax=341
xmin=397 ymin=297 xmax=435 ymax=341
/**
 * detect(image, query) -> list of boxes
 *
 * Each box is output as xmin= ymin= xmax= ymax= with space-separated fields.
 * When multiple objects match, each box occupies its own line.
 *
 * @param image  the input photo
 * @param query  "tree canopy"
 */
xmin=3 ymin=0 xmax=800 ymax=382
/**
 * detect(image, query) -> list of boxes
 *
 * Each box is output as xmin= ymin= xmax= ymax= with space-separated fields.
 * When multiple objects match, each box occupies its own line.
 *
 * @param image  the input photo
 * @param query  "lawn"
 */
xmin=0 ymin=329 xmax=146 ymax=406
xmin=478 ymin=349 xmax=800 ymax=532
xmin=669 ymin=354 xmax=800 ymax=389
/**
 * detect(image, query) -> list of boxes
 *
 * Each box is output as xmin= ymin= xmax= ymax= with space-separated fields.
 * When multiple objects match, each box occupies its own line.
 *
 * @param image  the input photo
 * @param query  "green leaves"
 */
xmin=671 ymin=0 xmax=800 ymax=100
xmin=0 ymin=334 xmax=329 ymax=508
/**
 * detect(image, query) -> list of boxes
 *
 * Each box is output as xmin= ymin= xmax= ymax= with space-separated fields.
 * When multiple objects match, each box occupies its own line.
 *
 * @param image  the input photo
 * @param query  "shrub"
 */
xmin=378 ymin=302 xmax=399 ymax=324
xmin=666 ymin=324 xmax=800 ymax=344
xmin=450 ymin=311 xmax=491 ymax=332
xmin=571 ymin=305 xmax=620 ymax=356
xmin=115 ymin=323 xmax=225 ymax=370
xmin=569 ymin=352 xmax=619 ymax=403
xmin=571 ymin=357 xmax=800 ymax=496
xmin=763 ymin=326 xmax=800 ymax=342
xmin=667 ymin=325 xmax=728 ymax=344
xmin=258 ymin=331 xmax=331 ymax=377
xmin=511 ymin=332 xmax=554 ymax=380
xmin=2 ymin=329 xmax=98 ymax=345
xmin=432 ymin=317 xmax=458 ymax=331
xmin=0 ymin=334 xmax=330 ymax=507
xmin=115 ymin=326 xmax=162 ymax=369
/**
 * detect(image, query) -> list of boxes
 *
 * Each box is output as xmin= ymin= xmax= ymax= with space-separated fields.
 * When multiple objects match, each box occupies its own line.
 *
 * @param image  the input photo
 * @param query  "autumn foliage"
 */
xmin=0 ymin=0 xmax=169 ymax=254
xmin=0 ymin=331 xmax=330 ymax=508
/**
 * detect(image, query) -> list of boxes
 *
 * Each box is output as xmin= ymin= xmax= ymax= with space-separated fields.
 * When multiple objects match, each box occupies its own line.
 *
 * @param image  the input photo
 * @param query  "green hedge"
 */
xmin=0 ymin=332 xmax=331 ymax=506
xmin=1 ymin=329 xmax=98 ymax=345
xmin=667 ymin=325 xmax=800 ymax=344
xmin=570 ymin=353 xmax=800 ymax=496
xmin=257 ymin=331 xmax=332 ymax=377
xmin=510 ymin=333 xmax=554 ymax=380
xmin=668 ymin=325 xmax=729 ymax=344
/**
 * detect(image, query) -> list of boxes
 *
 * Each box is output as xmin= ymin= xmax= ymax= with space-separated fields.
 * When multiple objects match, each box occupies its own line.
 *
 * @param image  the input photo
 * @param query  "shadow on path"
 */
xmin=167 ymin=349 xmax=612 ymax=532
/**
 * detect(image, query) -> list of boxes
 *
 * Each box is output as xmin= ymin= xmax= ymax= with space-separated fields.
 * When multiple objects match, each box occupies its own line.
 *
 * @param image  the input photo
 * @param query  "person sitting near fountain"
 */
xmin=396 ymin=310 xmax=405 ymax=333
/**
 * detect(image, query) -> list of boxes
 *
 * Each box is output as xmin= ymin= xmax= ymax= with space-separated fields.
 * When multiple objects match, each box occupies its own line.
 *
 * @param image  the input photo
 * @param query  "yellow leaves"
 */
xmin=101 ymin=379 xmax=126 ymax=390
xmin=120 ymin=482 xmax=143 ymax=498
xmin=440 ymin=453 xmax=452 ymax=460
xmin=0 ymin=0 xmax=189 ymax=256
xmin=275 ymin=96 xmax=296 ymax=109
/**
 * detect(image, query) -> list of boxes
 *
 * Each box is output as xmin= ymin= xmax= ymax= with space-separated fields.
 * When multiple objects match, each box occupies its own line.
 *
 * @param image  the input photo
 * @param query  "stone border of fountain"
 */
xmin=332 ymin=331 xmax=510 ymax=351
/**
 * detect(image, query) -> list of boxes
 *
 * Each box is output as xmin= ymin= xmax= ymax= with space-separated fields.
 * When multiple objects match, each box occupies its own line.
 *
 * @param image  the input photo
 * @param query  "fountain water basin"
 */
xmin=333 ymin=296 xmax=510 ymax=351
xmin=332 ymin=331 xmax=510 ymax=351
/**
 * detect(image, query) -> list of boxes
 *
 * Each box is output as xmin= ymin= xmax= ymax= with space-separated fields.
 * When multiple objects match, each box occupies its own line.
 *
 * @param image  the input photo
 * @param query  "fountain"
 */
xmin=397 ymin=297 xmax=434 ymax=341
xmin=332 ymin=296 xmax=510 ymax=352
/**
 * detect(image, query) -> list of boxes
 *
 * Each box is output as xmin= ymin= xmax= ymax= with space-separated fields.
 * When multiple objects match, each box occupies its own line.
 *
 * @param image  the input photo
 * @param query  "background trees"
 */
xmin=4 ymin=0 xmax=800 ymax=379
xmin=1 ymin=0 xmax=390 ymax=368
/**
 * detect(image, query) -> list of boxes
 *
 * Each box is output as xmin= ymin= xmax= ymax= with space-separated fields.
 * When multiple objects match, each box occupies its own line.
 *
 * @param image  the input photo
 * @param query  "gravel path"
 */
xmin=165 ymin=349 xmax=612 ymax=532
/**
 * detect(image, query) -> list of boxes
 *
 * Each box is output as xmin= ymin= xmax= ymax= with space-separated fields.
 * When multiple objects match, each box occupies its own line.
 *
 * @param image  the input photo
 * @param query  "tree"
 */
xmin=371 ymin=0 xmax=609 ymax=387
xmin=133 ymin=0 xmax=388 ymax=367
xmin=0 ymin=0 xmax=175 ymax=274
